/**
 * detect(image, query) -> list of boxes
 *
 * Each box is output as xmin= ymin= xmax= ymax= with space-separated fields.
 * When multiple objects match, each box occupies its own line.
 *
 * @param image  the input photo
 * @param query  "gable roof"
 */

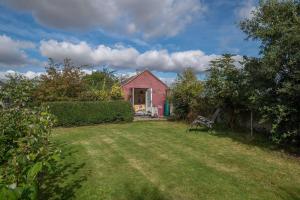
xmin=121 ymin=70 xmax=168 ymax=88
xmin=121 ymin=73 xmax=139 ymax=85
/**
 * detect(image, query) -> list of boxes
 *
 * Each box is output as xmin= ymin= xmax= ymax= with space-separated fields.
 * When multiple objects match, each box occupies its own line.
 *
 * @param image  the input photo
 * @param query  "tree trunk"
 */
xmin=229 ymin=108 xmax=235 ymax=129
xmin=250 ymin=110 xmax=253 ymax=137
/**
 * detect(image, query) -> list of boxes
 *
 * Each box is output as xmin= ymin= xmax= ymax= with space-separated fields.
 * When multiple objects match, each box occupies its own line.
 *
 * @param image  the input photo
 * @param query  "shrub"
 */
xmin=110 ymin=83 xmax=123 ymax=100
xmin=34 ymin=58 xmax=86 ymax=102
xmin=0 ymin=75 xmax=58 ymax=200
xmin=94 ymin=89 xmax=110 ymax=101
xmin=171 ymin=68 xmax=203 ymax=120
xmin=46 ymin=101 xmax=133 ymax=126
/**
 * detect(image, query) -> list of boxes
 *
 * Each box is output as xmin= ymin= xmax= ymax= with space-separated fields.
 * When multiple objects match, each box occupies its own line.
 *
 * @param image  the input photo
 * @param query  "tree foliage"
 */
xmin=35 ymin=58 xmax=85 ymax=101
xmin=171 ymin=68 xmax=203 ymax=120
xmin=35 ymin=59 xmax=123 ymax=102
xmin=0 ymin=75 xmax=58 ymax=199
xmin=240 ymin=0 xmax=300 ymax=144
xmin=82 ymin=69 xmax=122 ymax=101
xmin=110 ymin=83 xmax=124 ymax=100
xmin=171 ymin=1 xmax=299 ymax=146
xmin=83 ymin=68 xmax=117 ymax=91
xmin=204 ymin=54 xmax=247 ymax=128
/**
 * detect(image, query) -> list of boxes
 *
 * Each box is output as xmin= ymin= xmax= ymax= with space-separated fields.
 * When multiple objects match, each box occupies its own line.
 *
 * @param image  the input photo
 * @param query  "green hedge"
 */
xmin=45 ymin=101 xmax=133 ymax=126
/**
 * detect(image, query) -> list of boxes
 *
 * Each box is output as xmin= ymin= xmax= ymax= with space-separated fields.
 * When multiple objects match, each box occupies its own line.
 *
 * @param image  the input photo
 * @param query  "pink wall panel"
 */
xmin=121 ymin=71 xmax=168 ymax=117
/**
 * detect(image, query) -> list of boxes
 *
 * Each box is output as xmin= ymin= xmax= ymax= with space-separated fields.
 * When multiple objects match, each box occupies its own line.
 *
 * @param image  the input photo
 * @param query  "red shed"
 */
xmin=121 ymin=70 xmax=168 ymax=117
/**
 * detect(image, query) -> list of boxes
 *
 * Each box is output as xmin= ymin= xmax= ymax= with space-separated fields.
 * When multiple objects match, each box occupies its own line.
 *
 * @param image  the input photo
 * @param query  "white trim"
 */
xmin=150 ymin=88 xmax=153 ymax=109
xmin=145 ymin=88 xmax=152 ymax=113
xmin=132 ymin=88 xmax=134 ymax=107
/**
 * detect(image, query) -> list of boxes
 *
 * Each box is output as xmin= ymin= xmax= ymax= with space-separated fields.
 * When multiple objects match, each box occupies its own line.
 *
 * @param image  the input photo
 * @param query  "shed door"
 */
xmin=145 ymin=88 xmax=152 ymax=113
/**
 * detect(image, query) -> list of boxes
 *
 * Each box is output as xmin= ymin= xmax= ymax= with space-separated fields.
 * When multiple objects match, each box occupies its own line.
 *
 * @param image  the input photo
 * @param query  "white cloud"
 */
xmin=0 ymin=70 xmax=43 ymax=80
xmin=40 ymin=40 xmax=219 ymax=72
xmin=0 ymin=69 xmax=175 ymax=87
xmin=40 ymin=40 xmax=140 ymax=67
xmin=236 ymin=0 xmax=256 ymax=19
xmin=0 ymin=35 xmax=38 ymax=67
xmin=159 ymin=77 xmax=176 ymax=86
xmin=1 ymin=0 xmax=205 ymax=38
xmin=23 ymin=71 xmax=43 ymax=79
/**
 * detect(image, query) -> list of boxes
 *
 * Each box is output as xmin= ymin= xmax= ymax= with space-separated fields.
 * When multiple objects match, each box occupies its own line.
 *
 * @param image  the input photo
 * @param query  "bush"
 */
xmin=0 ymin=75 xmax=58 ymax=200
xmin=34 ymin=58 xmax=86 ymax=102
xmin=171 ymin=68 xmax=203 ymax=120
xmin=46 ymin=101 xmax=134 ymax=126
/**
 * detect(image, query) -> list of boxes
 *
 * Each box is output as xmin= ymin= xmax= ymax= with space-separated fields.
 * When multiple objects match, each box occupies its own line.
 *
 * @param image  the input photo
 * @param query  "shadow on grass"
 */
xmin=188 ymin=125 xmax=300 ymax=156
xmin=123 ymin=182 xmax=171 ymax=200
xmin=278 ymin=186 xmax=300 ymax=200
xmin=188 ymin=127 xmax=211 ymax=132
xmin=214 ymin=129 xmax=299 ymax=156
xmin=39 ymin=142 xmax=87 ymax=200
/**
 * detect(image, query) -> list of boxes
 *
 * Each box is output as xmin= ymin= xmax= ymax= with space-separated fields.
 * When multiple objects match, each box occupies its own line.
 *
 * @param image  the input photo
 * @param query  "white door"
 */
xmin=145 ymin=88 xmax=152 ymax=114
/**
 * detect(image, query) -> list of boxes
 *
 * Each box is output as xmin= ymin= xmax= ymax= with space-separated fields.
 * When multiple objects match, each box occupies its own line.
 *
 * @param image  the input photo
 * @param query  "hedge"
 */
xmin=45 ymin=101 xmax=133 ymax=126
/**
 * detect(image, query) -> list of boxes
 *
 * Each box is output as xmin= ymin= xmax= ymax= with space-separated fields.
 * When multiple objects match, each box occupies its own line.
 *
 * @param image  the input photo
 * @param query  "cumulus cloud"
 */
xmin=0 ymin=70 xmax=43 ymax=80
xmin=40 ymin=40 xmax=219 ymax=72
xmin=1 ymin=0 xmax=205 ymax=38
xmin=159 ymin=77 xmax=176 ymax=86
xmin=0 ymin=35 xmax=38 ymax=67
xmin=0 ymin=69 xmax=174 ymax=87
xmin=236 ymin=0 xmax=256 ymax=19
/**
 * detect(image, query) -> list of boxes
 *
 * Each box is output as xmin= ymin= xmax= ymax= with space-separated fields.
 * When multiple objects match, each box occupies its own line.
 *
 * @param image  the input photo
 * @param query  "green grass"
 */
xmin=41 ymin=121 xmax=300 ymax=200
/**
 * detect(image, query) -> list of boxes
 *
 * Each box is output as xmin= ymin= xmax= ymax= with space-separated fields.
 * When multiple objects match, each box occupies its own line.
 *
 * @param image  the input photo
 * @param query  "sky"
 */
xmin=0 ymin=0 xmax=260 ymax=83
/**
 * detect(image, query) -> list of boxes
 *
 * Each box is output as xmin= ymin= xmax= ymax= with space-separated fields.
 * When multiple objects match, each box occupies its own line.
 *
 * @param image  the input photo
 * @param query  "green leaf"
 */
xmin=0 ymin=186 xmax=20 ymax=200
xmin=26 ymin=162 xmax=43 ymax=182
xmin=24 ymin=183 xmax=38 ymax=200
xmin=51 ymin=153 xmax=61 ymax=162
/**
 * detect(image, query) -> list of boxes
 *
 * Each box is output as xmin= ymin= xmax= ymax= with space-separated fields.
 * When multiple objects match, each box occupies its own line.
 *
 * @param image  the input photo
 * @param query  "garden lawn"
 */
xmin=41 ymin=121 xmax=300 ymax=200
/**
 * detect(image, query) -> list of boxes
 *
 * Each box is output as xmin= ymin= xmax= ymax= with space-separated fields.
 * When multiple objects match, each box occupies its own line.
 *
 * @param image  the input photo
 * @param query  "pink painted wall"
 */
xmin=121 ymin=70 xmax=168 ymax=117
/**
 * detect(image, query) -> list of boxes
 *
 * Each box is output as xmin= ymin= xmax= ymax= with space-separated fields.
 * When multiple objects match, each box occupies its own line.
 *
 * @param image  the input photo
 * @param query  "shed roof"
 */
xmin=121 ymin=70 xmax=168 ymax=88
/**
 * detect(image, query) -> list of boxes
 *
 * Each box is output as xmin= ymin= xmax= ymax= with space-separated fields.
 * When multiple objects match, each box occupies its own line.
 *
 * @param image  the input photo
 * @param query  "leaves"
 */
xmin=35 ymin=59 xmax=121 ymax=101
xmin=0 ymin=186 xmax=20 ymax=200
xmin=171 ymin=68 xmax=204 ymax=120
xmin=110 ymin=83 xmax=124 ymax=100
xmin=26 ymin=162 xmax=43 ymax=182
xmin=35 ymin=58 xmax=86 ymax=101
xmin=240 ymin=0 xmax=300 ymax=144
xmin=0 ymin=76 xmax=58 ymax=199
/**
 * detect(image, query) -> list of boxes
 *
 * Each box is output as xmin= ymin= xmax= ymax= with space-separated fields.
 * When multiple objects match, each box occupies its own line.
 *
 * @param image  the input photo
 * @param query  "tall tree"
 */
xmin=35 ymin=58 xmax=85 ymax=101
xmin=205 ymin=54 xmax=245 ymax=128
xmin=240 ymin=0 xmax=300 ymax=143
xmin=171 ymin=68 xmax=203 ymax=120
xmin=83 ymin=68 xmax=117 ymax=91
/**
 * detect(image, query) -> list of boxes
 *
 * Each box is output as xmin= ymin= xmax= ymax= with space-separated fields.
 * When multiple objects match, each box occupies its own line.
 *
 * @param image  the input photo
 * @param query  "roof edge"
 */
xmin=121 ymin=70 xmax=169 ymax=88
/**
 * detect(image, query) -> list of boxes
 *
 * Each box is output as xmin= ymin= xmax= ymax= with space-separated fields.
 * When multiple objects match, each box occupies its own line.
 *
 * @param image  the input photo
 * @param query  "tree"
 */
xmin=110 ymin=83 xmax=124 ymax=100
xmin=82 ymin=68 xmax=120 ymax=101
xmin=204 ymin=54 xmax=246 ymax=128
xmin=35 ymin=59 xmax=123 ymax=102
xmin=240 ymin=0 xmax=300 ymax=144
xmin=171 ymin=68 xmax=203 ymax=120
xmin=83 ymin=68 xmax=117 ymax=91
xmin=35 ymin=58 xmax=85 ymax=101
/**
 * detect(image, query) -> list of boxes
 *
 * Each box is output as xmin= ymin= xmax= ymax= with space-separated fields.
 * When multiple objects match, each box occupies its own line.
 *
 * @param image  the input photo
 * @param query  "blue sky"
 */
xmin=0 ymin=0 xmax=259 ymax=82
